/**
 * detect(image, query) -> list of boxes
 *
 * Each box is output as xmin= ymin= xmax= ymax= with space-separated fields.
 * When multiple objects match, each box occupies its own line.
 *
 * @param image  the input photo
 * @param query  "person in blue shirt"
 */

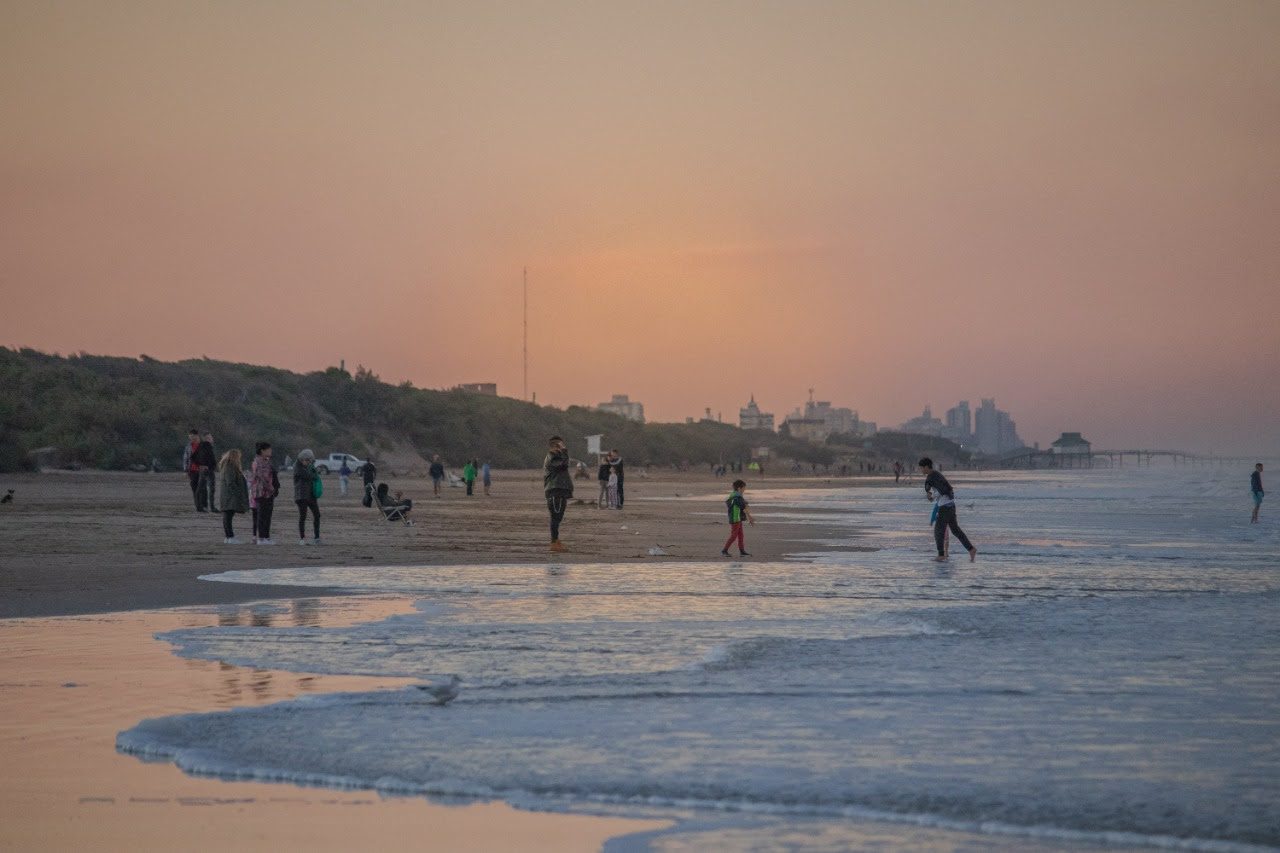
xmin=482 ymin=461 xmax=492 ymax=496
xmin=721 ymin=479 xmax=755 ymax=557
xmin=1251 ymin=463 xmax=1265 ymax=523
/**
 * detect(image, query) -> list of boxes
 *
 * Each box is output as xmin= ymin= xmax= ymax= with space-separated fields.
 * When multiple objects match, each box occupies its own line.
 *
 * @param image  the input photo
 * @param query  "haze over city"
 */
xmin=3 ymin=0 xmax=1277 ymax=453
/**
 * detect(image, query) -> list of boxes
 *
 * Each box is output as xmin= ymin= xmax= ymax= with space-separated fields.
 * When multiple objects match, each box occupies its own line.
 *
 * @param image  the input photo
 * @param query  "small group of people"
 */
xmin=597 ymin=449 xmax=625 ymax=509
xmin=182 ymin=430 xmax=325 ymax=545
xmin=427 ymin=455 xmax=492 ymax=496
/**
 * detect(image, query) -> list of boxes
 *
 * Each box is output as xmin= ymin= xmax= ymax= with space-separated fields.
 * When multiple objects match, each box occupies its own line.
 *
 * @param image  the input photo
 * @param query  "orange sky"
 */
xmin=3 ymin=0 xmax=1277 ymax=453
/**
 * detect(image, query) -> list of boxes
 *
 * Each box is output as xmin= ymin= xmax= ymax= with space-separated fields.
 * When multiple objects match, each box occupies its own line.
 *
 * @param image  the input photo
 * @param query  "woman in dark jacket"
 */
xmin=216 ymin=449 xmax=250 ymax=544
xmin=293 ymin=448 xmax=322 ymax=545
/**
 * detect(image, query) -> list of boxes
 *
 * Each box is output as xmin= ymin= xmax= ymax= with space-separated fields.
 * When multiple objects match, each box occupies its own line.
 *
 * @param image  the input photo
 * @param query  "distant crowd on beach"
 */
xmin=177 ymin=428 xmax=1268 ymax=556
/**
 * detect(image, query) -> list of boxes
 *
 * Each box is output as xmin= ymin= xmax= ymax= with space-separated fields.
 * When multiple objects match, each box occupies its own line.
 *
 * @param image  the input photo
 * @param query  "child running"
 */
xmin=721 ymin=479 xmax=755 ymax=557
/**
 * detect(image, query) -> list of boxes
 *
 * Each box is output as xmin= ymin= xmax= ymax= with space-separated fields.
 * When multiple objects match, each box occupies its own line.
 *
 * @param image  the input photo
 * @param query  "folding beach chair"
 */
xmin=370 ymin=483 xmax=414 ymax=526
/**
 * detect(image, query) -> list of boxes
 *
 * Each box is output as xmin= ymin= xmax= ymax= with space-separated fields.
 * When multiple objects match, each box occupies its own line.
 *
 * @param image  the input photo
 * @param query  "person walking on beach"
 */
xmin=339 ymin=459 xmax=351 ymax=497
xmin=192 ymin=432 xmax=218 ymax=512
xmin=610 ymin=449 xmax=626 ymax=508
xmin=606 ymin=465 xmax=620 ymax=509
xmin=919 ymin=457 xmax=976 ymax=563
xmin=482 ymin=461 xmax=492 ymax=496
xmin=463 ymin=459 xmax=477 ymax=496
xmin=216 ymin=449 xmax=250 ymax=544
xmin=597 ymin=456 xmax=610 ymax=508
xmin=250 ymin=441 xmax=278 ymax=544
xmin=544 ymin=436 xmax=573 ymax=552
xmin=193 ymin=432 xmax=216 ymax=512
xmin=429 ymin=455 xmax=445 ymax=496
xmin=360 ymin=458 xmax=377 ymax=506
xmin=293 ymin=449 xmax=322 ymax=545
xmin=1251 ymin=463 xmax=1265 ymax=523
xmin=183 ymin=428 xmax=202 ymax=510
xmin=721 ymin=479 xmax=754 ymax=557
xmin=894 ymin=460 xmax=903 ymax=484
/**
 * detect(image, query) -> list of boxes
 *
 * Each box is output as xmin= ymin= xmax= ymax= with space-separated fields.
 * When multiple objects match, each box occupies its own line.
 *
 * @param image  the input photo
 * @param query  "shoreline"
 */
xmin=0 ymin=469 xmax=881 ymax=618
xmin=0 ymin=598 xmax=667 ymax=851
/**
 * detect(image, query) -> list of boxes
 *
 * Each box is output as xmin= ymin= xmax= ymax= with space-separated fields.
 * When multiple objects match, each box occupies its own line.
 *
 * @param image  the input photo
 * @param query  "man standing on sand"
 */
xmin=544 ymin=436 xmax=573 ymax=552
xmin=182 ymin=428 xmax=202 ymax=510
xmin=429 ymin=455 xmax=445 ymax=496
xmin=918 ymin=457 xmax=977 ymax=563
xmin=1251 ymin=463 xmax=1265 ymax=523
xmin=610 ymin=449 xmax=626 ymax=508
xmin=193 ymin=432 xmax=218 ymax=512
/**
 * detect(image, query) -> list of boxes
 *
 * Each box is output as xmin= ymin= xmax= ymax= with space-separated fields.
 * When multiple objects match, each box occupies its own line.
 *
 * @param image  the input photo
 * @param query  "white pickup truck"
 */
xmin=315 ymin=452 xmax=367 ymax=475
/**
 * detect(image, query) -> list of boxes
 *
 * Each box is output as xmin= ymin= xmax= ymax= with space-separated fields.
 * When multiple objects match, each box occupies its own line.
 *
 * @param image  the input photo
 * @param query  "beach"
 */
xmin=2 ymin=466 xmax=1277 ymax=851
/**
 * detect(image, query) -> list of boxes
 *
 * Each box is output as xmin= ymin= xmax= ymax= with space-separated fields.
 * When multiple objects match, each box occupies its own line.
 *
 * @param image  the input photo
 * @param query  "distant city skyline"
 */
xmin=3 ymin=1 xmax=1277 ymax=455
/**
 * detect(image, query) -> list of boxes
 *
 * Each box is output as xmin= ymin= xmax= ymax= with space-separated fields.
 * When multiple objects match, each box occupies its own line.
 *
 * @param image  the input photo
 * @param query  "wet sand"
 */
xmin=0 ymin=598 xmax=667 ymax=851
xmin=0 ymin=469 xmax=875 ymax=618
xmin=0 ymin=468 xmax=876 ymax=850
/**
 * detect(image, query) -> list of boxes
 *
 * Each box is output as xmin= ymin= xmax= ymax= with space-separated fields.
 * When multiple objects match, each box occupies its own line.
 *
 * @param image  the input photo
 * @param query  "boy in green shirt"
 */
xmin=722 ymin=479 xmax=755 ymax=557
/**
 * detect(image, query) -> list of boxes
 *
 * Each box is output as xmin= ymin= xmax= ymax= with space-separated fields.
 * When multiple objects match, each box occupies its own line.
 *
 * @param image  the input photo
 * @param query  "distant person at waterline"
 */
xmin=293 ymin=449 xmax=322 ymax=545
xmin=216 ymin=449 xmax=250 ymax=544
xmin=721 ymin=479 xmax=754 ymax=557
xmin=544 ymin=436 xmax=573 ymax=552
xmin=1251 ymin=463 xmax=1265 ymax=523
xmin=919 ymin=457 xmax=977 ymax=563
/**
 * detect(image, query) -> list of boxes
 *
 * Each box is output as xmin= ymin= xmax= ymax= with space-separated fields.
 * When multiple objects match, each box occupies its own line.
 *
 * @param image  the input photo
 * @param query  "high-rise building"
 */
xmin=974 ymin=398 xmax=1023 ymax=455
xmin=945 ymin=401 xmax=972 ymax=439
xmin=597 ymin=394 xmax=645 ymax=423
xmin=739 ymin=395 xmax=775 ymax=431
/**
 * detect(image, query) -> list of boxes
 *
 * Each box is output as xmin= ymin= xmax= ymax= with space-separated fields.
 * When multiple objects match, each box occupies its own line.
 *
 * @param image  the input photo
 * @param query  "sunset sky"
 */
xmin=3 ymin=0 xmax=1277 ymax=453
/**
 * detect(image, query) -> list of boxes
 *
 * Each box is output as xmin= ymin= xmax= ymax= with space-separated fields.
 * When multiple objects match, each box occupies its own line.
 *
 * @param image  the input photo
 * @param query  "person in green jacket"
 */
xmin=216 ymin=449 xmax=251 ymax=544
xmin=463 ymin=459 xmax=477 ymax=496
xmin=544 ymin=436 xmax=574 ymax=551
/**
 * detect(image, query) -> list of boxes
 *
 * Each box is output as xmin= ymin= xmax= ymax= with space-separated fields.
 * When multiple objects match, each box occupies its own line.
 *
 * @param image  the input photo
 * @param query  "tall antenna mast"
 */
xmin=522 ymin=267 xmax=528 ymax=400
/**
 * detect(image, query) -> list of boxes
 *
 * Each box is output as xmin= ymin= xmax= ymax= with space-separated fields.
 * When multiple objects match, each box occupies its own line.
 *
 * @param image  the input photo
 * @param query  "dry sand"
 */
xmin=0 ymin=468 xmax=876 ymax=618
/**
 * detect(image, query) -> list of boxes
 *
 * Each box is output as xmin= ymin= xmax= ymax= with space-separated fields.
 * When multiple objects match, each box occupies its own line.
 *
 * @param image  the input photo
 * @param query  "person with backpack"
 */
xmin=216 ymin=449 xmax=250 ymax=544
xmin=250 ymin=441 xmax=278 ymax=544
xmin=721 ymin=479 xmax=754 ymax=557
xmin=293 ymin=449 xmax=322 ymax=545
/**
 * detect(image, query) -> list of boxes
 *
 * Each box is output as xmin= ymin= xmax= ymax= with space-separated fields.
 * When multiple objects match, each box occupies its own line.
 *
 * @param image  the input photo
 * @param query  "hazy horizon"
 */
xmin=3 ymin=0 xmax=1278 ymax=454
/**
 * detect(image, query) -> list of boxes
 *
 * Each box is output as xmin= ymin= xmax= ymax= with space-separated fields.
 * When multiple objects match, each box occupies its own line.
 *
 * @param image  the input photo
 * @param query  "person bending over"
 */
xmin=918 ymin=457 xmax=976 ymax=563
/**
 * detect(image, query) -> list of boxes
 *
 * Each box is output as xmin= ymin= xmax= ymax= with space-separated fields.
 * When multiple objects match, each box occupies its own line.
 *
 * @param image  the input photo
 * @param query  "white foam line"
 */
xmin=116 ymin=724 xmax=1275 ymax=853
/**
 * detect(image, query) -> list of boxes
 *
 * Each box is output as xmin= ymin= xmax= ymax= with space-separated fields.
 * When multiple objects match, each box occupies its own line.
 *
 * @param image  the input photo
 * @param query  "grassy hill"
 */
xmin=0 ymin=348 xmax=833 ymax=472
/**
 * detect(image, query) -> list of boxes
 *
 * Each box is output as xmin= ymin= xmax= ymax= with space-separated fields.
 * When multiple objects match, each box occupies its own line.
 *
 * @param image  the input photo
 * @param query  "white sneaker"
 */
xmin=224 ymin=537 xmax=243 ymax=545
xmin=298 ymin=538 xmax=307 ymax=545
xmin=307 ymin=538 xmax=323 ymax=546
xmin=257 ymin=538 xmax=276 ymax=545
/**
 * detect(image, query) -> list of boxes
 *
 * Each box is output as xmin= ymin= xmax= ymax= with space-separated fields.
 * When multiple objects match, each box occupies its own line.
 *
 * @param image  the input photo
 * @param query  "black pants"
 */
xmin=616 ymin=481 xmax=624 ymax=508
xmin=188 ymin=472 xmax=201 ymax=509
xmin=934 ymin=504 xmax=974 ymax=556
xmin=222 ymin=510 xmax=236 ymax=538
xmin=198 ymin=469 xmax=216 ymax=512
xmin=466 ymin=479 xmax=474 ymax=495
xmin=296 ymin=498 xmax=320 ymax=539
xmin=253 ymin=497 xmax=275 ymax=540
xmin=546 ymin=492 xmax=568 ymax=541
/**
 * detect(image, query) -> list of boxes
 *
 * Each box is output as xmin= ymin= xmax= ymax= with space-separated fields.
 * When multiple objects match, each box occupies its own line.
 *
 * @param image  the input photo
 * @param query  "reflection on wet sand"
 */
xmin=0 ymin=598 xmax=665 ymax=851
